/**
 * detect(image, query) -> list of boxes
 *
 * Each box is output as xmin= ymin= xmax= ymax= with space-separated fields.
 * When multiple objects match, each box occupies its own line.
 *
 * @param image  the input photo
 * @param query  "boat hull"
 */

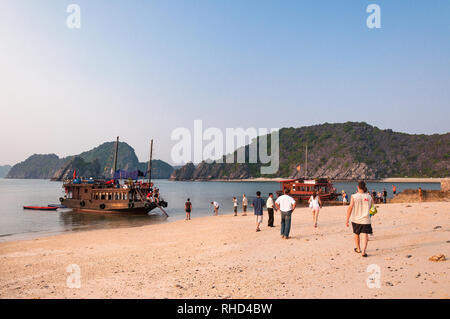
xmin=60 ymin=198 xmax=165 ymax=214
xmin=23 ymin=206 xmax=58 ymax=211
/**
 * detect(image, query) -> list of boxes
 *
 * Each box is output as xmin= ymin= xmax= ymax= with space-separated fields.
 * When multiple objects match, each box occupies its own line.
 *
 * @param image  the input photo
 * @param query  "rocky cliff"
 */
xmin=170 ymin=122 xmax=450 ymax=180
xmin=7 ymin=141 xmax=174 ymax=180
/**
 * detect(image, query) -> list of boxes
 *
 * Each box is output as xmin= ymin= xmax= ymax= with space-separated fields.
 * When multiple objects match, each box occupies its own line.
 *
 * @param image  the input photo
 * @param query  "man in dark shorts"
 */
xmin=266 ymin=193 xmax=275 ymax=227
xmin=185 ymin=198 xmax=192 ymax=220
xmin=346 ymin=181 xmax=373 ymax=257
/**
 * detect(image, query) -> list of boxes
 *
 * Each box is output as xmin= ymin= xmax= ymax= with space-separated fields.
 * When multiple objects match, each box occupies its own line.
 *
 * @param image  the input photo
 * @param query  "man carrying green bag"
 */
xmin=346 ymin=181 xmax=373 ymax=258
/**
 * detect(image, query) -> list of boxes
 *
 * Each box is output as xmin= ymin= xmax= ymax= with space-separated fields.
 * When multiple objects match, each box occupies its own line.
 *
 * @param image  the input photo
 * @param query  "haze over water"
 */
xmin=0 ymin=179 xmax=441 ymax=242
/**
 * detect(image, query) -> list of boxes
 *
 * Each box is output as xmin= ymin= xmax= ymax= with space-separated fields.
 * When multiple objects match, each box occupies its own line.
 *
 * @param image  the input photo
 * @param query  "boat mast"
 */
xmin=305 ymin=144 xmax=308 ymax=179
xmin=112 ymin=136 xmax=119 ymax=178
xmin=148 ymin=139 xmax=153 ymax=183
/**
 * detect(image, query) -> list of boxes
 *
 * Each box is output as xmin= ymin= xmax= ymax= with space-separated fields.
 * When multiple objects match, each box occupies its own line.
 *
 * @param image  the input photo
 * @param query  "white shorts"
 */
xmin=256 ymin=215 xmax=263 ymax=223
xmin=311 ymin=205 xmax=320 ymax=211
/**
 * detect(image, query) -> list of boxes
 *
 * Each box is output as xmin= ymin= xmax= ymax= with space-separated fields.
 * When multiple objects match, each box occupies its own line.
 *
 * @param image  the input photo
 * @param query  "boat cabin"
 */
xmin=277 ymin=178 xmax=338 ymax=202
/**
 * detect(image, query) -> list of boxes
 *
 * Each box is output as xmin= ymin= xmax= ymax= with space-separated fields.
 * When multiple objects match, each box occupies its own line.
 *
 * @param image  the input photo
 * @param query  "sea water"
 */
xmin=0 ymin=178 xmax=441 ymax=242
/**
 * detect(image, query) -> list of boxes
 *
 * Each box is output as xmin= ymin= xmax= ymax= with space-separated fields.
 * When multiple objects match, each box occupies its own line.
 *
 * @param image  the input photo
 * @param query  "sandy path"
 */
xmin=0 ymin=202 xmax=449 ymax=299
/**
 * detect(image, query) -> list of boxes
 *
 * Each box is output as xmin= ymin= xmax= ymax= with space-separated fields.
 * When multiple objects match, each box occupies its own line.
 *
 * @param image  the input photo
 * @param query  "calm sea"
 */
xmin=0 ymin=178 xmax=441 ymax=242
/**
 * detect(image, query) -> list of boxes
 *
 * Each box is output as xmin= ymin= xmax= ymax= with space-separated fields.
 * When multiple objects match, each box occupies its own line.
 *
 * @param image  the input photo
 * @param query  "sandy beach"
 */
xmin=0 ymin=201 xmax=449 ymax=299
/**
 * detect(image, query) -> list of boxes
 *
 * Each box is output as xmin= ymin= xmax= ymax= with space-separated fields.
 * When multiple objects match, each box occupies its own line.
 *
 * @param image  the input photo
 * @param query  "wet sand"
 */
xmin=0 ymin=201 xmax=449 ymax=299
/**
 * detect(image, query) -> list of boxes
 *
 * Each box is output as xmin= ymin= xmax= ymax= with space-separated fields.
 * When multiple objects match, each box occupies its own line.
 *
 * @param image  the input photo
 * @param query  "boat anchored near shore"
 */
xmin=59 ymin=137 xmax=169 ymax=215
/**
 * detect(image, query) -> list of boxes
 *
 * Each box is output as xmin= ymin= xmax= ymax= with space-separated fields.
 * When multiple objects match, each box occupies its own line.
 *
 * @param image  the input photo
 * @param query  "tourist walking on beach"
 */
xmin=418 ymin=187 xmax=423 ymax=202
xmin=185 ymin=198 xmax=192 ymax=220
xmin=266 ymin=193 xmax=275 ymax=227
xmin=342 ymin=190 xmax=348 ymax=205
xmin=232 ymin=197 xmax=238 ymax=216
xmin=275 ymin=189 xmax=296 ymax=239
xmin=211 ymin=201 xmax=219 ymax=216
xmin=383 ymin=188 xmax=387 ymax=204
xmin=346 ymin=181 xmax=373 ymax=257
xmin=242 ymin=194 xmax=248 ymax=216
xmin=308 ymin=191 xmax=322 ymax=228
xmin=252 ymin=191 xmax=265 ymax=232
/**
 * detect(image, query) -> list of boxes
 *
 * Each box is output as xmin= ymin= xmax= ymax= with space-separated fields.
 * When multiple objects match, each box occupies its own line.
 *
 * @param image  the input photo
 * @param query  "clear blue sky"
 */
xmin=1 ymin=0 xmax=449 ymax=165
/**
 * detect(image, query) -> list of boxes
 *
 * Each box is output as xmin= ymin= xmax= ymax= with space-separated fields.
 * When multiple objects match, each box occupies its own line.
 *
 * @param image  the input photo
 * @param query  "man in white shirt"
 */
xmin=266 ymin=193 xmax=275 ymax=227
xmin=346 ymin=181 xmax=373 ymax=257
xmin=211 ymin=201 xmax=219 ymax=216
xmin=275 ymin=189 xmax=297 ymax=239
xmin=242 ymin=194 xmax=248 ymax=216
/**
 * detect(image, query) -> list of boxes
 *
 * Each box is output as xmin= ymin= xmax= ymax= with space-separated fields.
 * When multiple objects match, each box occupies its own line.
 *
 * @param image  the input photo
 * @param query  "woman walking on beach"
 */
xmin=185 ymin=198 xmax=192 ymax=220
xmin=308 ymin=191 xmax=322 ymax=228
xmin=346 ymin=181 xmax=373 ymax=257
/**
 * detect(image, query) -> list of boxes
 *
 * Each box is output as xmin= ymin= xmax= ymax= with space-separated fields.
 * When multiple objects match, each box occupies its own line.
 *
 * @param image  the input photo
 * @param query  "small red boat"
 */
xmin=23 ymin=206 xmax=58 ymax=211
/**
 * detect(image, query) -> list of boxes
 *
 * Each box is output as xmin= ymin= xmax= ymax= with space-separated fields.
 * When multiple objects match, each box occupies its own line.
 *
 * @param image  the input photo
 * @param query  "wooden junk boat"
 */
xmin=276 ymin=178 xmax=339 ymax=202
xmin=276 ymin=145 xmax=338 ymax=203
xmin=59 ymin=138 xmax=168 ymax=214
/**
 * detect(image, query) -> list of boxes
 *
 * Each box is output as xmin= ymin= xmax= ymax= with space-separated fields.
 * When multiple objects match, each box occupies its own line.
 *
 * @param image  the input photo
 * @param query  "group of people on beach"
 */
xmin=184 ymin=180 xmax=376 ymax=257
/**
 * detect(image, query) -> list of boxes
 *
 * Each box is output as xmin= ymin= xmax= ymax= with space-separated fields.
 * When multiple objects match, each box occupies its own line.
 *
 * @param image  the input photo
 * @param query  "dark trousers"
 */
xmin=267 ymin=208 xmax=274 ymax=226
xmin=280 ymin=210 xmax=292 ymax=237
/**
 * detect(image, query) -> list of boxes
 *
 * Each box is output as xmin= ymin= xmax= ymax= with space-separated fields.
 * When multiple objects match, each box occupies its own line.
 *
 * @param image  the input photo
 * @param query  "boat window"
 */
xmin=101 ymin=193 xmax=106 ymax=200
xmin=124 ymin=193 xmax=127 ymax=200
xmin=108 ymin=193 xmax=112 ymax=200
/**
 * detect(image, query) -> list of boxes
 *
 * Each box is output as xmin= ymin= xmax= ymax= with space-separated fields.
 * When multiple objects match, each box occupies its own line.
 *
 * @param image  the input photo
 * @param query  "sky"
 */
xmin=0 ymin=0 xmax=449 ymax=166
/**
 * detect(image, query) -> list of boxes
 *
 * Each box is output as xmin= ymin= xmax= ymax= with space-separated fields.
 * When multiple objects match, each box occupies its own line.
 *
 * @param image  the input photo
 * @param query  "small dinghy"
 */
xmin=48 ymin=204 xmax=66 ymax=208
xmin=23 ymin=206 xmax=58 ymax=211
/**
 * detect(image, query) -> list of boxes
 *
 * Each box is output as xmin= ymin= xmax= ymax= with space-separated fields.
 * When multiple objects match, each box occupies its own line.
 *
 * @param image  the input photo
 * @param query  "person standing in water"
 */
xmin=232 ymin=197 xmax=238 ymax=216
xmin=308 ymin=191 xmax=322 ymax=228
xmin=392 ymin=185 xmax=397 ymax=195
xmin=346 ymin=181 xmax=373 ymax=257
xmin=252 ymin=191 xmax=265 ymax=232
xmin=185 ymin=198 xmax=192 ymax=220
xmin=266 ymin=193 xmax=275 ymax=227
xmin=242 ymin=194 xmax=248 ymax=216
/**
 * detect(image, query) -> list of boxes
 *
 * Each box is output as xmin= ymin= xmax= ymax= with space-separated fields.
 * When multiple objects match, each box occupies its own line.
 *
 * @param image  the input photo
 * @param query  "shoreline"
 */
xmin=1 ymin=201 xmax=449 ymax=298
xmin=171 ymin=177 xmax=445 ymax=183
xmin=3 ymin=177 xmax=445 ymax=183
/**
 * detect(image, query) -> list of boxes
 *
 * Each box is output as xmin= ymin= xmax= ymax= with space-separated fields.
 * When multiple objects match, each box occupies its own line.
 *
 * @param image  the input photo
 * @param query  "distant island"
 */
xmin=170 ymin=122 xmax=450 ymax=181
xmin=0 ymin=165 xmax=11 ymax=178
xmin=6 ymin=141 xmax=174 ymax=180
